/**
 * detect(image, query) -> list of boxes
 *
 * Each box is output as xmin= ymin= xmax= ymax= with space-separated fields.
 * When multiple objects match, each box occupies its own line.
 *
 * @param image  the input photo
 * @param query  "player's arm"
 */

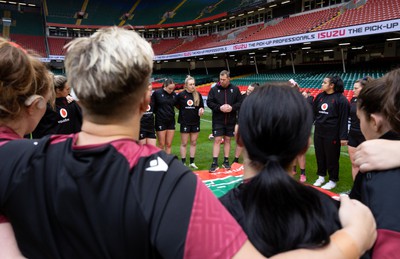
xmin=230 ymin=88 xmax=243 ymax=112
xmin=355 ymin=139 xmax=400 ymax=172
xmin=206 ymin=88 xmax=221 ymax=112
xmin=0 ymin=222 xmax=26 ymax=258
xmin=338 ymin=97 xmax=350 ymax=143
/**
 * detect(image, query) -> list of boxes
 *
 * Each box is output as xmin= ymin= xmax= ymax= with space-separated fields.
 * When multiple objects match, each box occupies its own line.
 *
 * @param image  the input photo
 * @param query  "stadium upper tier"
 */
xmin=153 ymin=0 xmax=400 ymax=55
xmin=315 ymin=0 xmax=400 ymax=31
xmin=3 ymin=0 xmax=400 ymax=59
xmin=160 ymin=8 xmax=340 ymax=55
xmin=46 ymin=0 xmax=242 ymax=26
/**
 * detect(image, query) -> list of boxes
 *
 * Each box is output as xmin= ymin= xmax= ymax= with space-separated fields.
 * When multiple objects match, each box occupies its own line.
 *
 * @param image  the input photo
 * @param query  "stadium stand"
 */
xmin=152 ymin=38 xmax=185 ymax=55
xmin=315 ymin=0 xmax=400 ymax=31
xmin=48 ymin=37 xmax=73 ymax=56
xmin=7 ymin=10 xmax=46 ymax=57
xmin=81 ymin=1 xmax=125 ymax=26
xmin=46 ymin=0 xmax=82 ymax=24
xmin=222 ymin=24 xmax=264 ymax=45
xmin=249 ymin=8 xmax=340 ymax=42
xmin=1 ymin=0 xmax=398 ymax=94
xmin=9 ymin=34 xmax=46 ymax=57
xmin=165 ymin=34 xmax=218 ymax=54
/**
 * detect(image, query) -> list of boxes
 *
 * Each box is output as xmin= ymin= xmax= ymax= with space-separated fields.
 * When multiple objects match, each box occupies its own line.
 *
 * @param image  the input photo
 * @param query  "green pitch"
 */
xmin=169 ymin=107 xmax=353 ymax=195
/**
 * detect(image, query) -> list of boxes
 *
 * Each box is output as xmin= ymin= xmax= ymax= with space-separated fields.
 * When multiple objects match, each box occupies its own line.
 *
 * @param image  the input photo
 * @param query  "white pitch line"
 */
xmin=200 ymin=118 xmax=212 ymax=123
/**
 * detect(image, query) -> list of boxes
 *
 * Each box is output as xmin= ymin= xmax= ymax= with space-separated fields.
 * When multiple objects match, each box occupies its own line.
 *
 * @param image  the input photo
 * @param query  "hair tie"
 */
xmin=265 ymin=155 xmax=280 ymax=163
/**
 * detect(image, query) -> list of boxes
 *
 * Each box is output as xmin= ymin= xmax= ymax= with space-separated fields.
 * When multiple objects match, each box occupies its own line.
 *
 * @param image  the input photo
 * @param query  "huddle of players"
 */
xmin=0 ymin=28 xmax=381 ymax=258
xmin=147 ymin=70 xmax=358 ymax=188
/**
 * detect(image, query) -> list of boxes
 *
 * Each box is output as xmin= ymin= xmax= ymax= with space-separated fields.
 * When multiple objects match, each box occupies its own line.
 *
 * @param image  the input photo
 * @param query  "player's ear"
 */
xmin=25 ymin=95 xmax=45 ymax=115
xmin=370 ymin=113 xmax=384 ymax=132
xmin=139 ymin=90 xmax=149 ymax=113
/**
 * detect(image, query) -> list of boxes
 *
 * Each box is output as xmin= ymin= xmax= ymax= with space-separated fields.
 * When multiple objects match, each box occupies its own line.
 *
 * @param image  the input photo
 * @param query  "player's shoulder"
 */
xmin=131 ymin=150 xmax=198 ymax=194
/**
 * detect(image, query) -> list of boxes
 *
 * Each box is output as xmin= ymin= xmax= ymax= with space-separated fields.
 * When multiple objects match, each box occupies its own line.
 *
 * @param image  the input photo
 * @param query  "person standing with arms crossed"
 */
xmin=313 ymin=75 xmax=349 ymax=190
xmin=207 ymin=70 xmax=243 ymax=172
xmin=176 ymin=76 xmax=204 ymax=169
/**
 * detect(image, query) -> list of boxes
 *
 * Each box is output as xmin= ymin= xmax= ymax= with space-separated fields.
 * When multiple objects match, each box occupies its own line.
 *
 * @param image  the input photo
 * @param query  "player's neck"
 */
xmin=77 ymin=118 xmax=139 ymax=146
xmin=1 ymin=115 xmax=29 ymax=138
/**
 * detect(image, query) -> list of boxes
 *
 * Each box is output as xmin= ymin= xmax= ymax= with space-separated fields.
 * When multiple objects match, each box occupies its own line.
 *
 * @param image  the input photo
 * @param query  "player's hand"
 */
xmin=66 ymin=95 xmax=74 ymax=103
xmin=225 ymin=104 xmax=232 ymax=113
xmin=339 ymin=195 xmax=377 ymax=254
xmin=220 ymin=104 xmax=228 ymax=112
xmin=198 ymin=108 xmax=204 ymax=116
xmin=354 ymin=139 xmax=400 ymax=172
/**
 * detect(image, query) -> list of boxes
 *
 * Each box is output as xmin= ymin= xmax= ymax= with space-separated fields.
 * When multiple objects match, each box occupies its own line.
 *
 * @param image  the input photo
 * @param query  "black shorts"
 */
xmin=348 ymin=130 xmax=365 ymax=147
xmin=139 ymin=131 xmax=156 ymax=140
xmin=155 ymin=120 xmax=175 ymax=131
xmin=212 ymin=124 xmax=235 ymax=137
xmin=180 ymin=124 xmax=200 ymax=133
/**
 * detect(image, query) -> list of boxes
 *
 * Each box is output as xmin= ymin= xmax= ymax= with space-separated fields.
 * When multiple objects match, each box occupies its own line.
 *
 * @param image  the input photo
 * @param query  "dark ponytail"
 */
xmin=327 ymin=75 xmax=344 ymax=93
xmin=238 ymin=83 xmax=340 ymax=257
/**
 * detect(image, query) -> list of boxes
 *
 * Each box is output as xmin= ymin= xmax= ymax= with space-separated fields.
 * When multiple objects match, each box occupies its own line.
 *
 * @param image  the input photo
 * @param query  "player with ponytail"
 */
xmin=221 ymin=83 xmax=346 ymax=257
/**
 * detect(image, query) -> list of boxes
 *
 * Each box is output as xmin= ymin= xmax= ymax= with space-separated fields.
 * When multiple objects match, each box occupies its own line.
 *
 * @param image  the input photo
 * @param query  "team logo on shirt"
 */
xmin=187 ymin=100 xmax=194 ymax=106
xmin=146 ymin=105 xmax=151 ymax=111
xmin=321 ymin=103 xmax=328 ymax=111
xmin=146 ymin=157 xmax=169 ymax=172
xmin=60 ymin=108 xmax=68 ymax=118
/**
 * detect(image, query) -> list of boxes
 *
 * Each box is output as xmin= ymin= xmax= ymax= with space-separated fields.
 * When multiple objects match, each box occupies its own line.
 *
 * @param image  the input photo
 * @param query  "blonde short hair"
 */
xmin=65 ymin=27 xmax=154 ymax=117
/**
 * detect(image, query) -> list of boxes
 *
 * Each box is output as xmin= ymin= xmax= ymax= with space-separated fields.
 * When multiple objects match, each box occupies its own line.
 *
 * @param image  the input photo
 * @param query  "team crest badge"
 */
xmin=321 ymin=103 xmax=328 ymax=111
xmin=187 ymin=100 xmax=194 ymax=106
xmin=60 ymin=108 xmax=68 ymax=118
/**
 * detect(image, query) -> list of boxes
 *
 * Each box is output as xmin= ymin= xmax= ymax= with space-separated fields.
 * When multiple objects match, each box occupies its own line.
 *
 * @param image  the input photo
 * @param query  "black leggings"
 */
xmin=314 ymin=134 xmax=341 ymax=182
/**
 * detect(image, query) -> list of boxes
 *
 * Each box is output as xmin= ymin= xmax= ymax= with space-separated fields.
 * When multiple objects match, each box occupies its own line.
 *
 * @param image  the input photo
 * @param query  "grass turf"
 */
xmin=169 ymin=107 xmax=353 ymax=194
